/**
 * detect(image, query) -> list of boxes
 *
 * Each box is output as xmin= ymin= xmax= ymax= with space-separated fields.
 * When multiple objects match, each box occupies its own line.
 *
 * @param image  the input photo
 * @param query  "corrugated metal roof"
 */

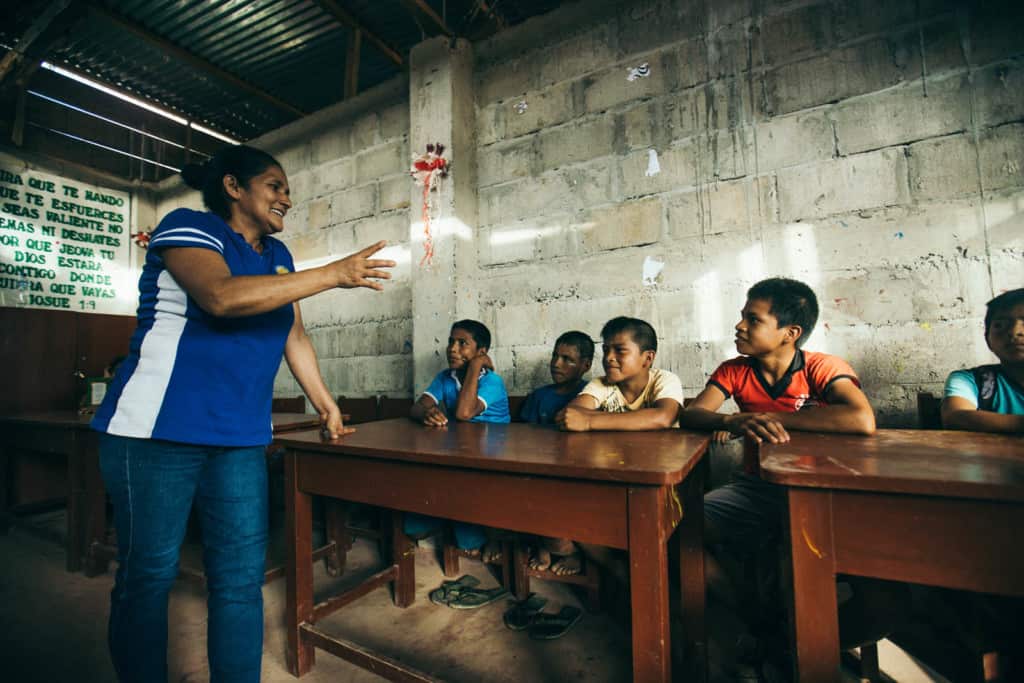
xmin=1 ymin=0 xmax=561 ymax=181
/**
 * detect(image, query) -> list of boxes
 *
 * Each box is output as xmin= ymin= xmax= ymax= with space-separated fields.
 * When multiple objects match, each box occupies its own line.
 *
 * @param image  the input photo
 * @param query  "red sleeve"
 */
xmin=708 ymin=358 xmax=743 ymax=399
xmin=805 ymin=352 xmax=860 ymax=399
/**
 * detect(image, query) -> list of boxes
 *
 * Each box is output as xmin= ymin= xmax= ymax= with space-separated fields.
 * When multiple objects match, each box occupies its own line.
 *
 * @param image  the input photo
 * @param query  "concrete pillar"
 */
xmin=409 ymin=37 xmax=478 ymax=394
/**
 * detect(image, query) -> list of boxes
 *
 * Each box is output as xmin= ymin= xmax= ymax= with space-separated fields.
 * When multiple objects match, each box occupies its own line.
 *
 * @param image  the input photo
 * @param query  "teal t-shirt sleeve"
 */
xmin=944 ymin=369 xmax=979 ymax=407
xmin=478 ymin=371 xmax=508 ymax=410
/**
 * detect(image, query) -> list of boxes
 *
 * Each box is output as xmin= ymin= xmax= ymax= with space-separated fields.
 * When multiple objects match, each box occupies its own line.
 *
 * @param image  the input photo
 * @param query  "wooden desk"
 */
xmin=0 ymin=411 xmax=320 ymax=575
xmin=0 ymin=412 xmax=96 ymax=572
xmin=758 ymin=429 xmax=1024 ymax=682
xmin=277 ymin=419 xmax=710 ymax=682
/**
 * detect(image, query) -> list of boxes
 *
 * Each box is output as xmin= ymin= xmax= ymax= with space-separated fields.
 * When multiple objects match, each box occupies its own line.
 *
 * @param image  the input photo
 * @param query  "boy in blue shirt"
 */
xmin=943 ymin=288 xmax=1024 ymax=432
xmin=410 ymin=319 xmax=510 ymax=426
xmin=520 ymin=331 xmax=594 ymax=575
xmin=519 ymin=330 xmax=594 ymax=424
xmin=407 ymin=319 xmax=510 ymax=558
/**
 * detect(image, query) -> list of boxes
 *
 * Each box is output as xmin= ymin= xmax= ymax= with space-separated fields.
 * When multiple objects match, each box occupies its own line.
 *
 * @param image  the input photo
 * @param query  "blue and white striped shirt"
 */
xmin=92 ymin=208 xmax=295 ymax=446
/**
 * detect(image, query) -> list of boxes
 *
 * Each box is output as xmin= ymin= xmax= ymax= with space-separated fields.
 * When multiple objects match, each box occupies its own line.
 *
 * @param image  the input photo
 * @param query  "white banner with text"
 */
xmin=0 ymin=156 xmax=136 ymax=315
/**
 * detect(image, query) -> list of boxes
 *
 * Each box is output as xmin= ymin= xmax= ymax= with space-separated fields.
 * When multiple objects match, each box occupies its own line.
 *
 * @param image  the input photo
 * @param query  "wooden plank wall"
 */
xmin=1 ymin=307 xmax=135 ymax=504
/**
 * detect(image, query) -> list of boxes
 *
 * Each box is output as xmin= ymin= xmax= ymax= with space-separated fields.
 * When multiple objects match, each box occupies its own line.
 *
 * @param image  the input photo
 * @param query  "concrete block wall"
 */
xmin=472 ymin=0 xmax=1024 ymax=424
xmin=154 ymin=81 xmax=414 ymax=402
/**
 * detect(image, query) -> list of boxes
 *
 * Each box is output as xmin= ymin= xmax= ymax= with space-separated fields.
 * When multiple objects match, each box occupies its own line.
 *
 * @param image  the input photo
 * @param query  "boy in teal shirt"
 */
xmin=943 ymin=288 xmax=1024 ymax=432
xmin=407 ymin=319 xmax=509 ymax=557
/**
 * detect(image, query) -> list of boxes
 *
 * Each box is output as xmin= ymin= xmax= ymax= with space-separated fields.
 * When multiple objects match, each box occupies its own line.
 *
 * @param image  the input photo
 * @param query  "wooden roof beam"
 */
xmin=85 ymin=2 xmax=307 ymax=118
xmin=0 ymin=0 xmax=74 ymax=85
xmin=315 ymin=0 xmax=404 ymax=67
xmin=399 ymin=0 xmax=454 ymax=37
xmin=345 ymin=28 xmax=361 ymax=98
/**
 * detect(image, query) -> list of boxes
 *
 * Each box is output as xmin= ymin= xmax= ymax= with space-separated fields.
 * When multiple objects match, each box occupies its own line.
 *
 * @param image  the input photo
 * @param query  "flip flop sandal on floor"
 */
xmin=527 ymin=606 xmax=583 ymax=640
xmin=448 ymin=586 xmax=510 ymax=610
xmin=428 ymin=575 xmax=481 ymax=606
xmin=503 ymin=593 xmax=549 ymax=631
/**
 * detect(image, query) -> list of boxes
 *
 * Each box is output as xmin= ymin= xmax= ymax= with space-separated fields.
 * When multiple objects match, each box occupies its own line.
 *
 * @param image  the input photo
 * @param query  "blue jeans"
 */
xmin=704 ymin=473 xmax=786 ymax=554
xmin=99 ymin=433 xmax=268 ymax=683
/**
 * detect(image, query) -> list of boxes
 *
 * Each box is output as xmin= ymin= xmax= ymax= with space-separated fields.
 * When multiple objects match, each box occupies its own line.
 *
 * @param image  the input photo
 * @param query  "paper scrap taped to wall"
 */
xmin=642 ymin=255 xmax=664 ymax=286
xmin=0 ymin=154 xmax=135 ymax=315
xmin=645 ymin=149 xmax=661 ymax=177
xmin=627 ymin=62 xmax=651 ymax=81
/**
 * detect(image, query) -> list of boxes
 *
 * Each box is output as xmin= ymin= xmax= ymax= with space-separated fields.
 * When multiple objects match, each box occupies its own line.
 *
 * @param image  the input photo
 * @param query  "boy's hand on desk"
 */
xmin=712 ymin=430 xmax=736 ymax=444
xmin=723 ymin=413 xmax=789 ymax=444
xmin=321 ymin=406 xmax=355 ymax=440
xmin=423 ymin=405 xmax=449 ymax=427
xmin=555 ymin=405 xmax=592 ymax=432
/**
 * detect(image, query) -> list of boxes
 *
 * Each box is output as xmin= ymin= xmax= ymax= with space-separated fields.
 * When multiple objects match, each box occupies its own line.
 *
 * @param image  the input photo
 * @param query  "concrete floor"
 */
xmin=0 ymin=511 xmax=946 ymax=683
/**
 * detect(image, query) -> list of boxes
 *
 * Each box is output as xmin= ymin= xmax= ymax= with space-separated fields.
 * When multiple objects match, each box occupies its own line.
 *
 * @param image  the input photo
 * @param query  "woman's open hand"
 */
xmin=326 ymin=241 xmax=396 ymax=290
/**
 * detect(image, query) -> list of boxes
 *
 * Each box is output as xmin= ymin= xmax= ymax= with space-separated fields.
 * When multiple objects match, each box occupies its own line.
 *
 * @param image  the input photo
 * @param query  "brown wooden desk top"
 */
xmin=759 ymin=429 xmax=1024 ymax=502
xmin=271 ymin=413 xmax=321 ymax=433
xmin=0 ymin=411 xmax=95 ymax=429
xmin=274 ymin=418 xmax=710 ymax=485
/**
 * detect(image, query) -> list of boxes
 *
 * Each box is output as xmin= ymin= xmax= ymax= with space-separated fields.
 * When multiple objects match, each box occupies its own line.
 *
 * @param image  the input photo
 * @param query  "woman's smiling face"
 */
xmin=231 ymin=164 xmax=292 ymax=236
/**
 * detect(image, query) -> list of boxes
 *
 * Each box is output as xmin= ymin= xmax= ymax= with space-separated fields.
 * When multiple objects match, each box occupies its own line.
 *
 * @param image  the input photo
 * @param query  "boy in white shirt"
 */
xmin=554 ymin=316 xmax=684 ymax=584
xmin=556 ymin=316 xmax=683 ymax=431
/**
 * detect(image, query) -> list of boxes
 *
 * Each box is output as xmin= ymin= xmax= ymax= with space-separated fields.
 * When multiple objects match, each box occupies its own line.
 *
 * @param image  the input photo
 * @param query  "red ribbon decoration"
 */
xmin=410 ymin=143 xmax=450 ymax=267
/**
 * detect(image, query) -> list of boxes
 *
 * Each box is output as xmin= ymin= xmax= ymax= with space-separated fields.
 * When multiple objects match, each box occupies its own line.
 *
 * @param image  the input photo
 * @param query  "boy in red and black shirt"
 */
xmin=682 ymin=277 xmax=874 ymax=548
xmin=681 ymin=278 xmax=877 ymax=657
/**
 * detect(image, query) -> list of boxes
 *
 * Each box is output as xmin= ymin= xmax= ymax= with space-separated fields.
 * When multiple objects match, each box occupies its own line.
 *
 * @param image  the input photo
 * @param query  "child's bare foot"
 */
xmin=550 ymin=551 xmax=582 ymax=576
xmin=481 ymin=540 xmax=503 ymax=563
xmin=462 ymin=547 xmax=481 ymax=559
xmin=528 ymin=546 xmax=553 ymax=571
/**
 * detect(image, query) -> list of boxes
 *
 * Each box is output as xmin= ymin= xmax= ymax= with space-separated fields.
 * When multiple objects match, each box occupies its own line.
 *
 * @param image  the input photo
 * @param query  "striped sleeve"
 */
xmin=147 ymin=209 xmax=226 ymax=254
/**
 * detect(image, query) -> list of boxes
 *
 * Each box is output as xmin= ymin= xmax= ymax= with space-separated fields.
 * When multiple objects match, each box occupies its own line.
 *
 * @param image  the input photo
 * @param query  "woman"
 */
xmin=91 ymin=145 xmax=394 ymax=682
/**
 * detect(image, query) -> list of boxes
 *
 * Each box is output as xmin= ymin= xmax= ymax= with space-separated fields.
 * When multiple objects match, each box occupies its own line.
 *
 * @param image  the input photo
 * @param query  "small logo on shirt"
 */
xmin=275 ymin=265 xmax=290 ymax=274
xmin=794 ymin=394 xmax=820 ymax=411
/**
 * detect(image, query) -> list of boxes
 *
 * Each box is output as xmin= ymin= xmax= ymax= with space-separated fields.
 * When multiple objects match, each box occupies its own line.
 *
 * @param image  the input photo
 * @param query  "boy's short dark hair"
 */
xmin=600 ymin=317 xmax=657 ymax=352
xmin=451 ymin=319 xmax=491 ymax=350
xmin=747 ymin=278 xmax=819 ymax=349
xmin=554 ymin=330 xmax=595 ymax=362
xmin=984 ymin=288 xmax=1024 ymax=334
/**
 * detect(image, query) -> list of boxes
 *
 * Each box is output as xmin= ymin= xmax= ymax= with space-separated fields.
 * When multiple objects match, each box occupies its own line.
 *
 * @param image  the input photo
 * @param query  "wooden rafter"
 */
xmin=0 ymin=0 xmax=73 ymax=84
xmin=85 ymin=2 xmax=307 ymax=118
xmin=399 ymin=0 xmax=453 ymax=37
xmin=345 ymin=28 xmax=361 ymax=98
xmin=315 ymin=0 xmax=404 ymax=67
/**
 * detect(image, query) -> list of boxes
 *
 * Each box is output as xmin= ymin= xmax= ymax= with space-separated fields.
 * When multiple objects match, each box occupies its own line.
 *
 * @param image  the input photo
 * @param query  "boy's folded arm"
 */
xmin=454 ymin=360 xmax=487 ymax=421
xmin=775 ymin=378 xmax=876 ymax=435
xmin=586 ymin=399 xmax=681 ymax=431
xmin=942 ymin=396 xmax=1024 ymax=433
xmin=678 ymin=385 xmax=730 ymax=431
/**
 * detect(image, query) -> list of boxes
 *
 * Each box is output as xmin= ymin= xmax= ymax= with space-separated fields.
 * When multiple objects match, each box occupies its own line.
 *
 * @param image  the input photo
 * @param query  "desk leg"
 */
xmin=0 ymin=436 xmax=10 ymax=534
xmin=66 ymin=434 xmax=86 ymax=573
xmin=628 ymin=486 xmax=671 ymax=682
xmin=678 ymin=469 xmax=707 ymax=682
xmin=323 ymin=499 xmax=349 ymax=577
xmin=285 ymin=451 xmax=315 ymax=676
xmin=786 ymin=488 xmax=840 ymax=683
xmin=83 ymin=435 xmax=110 ymax=576
xmin=390 ymin=509 xmax=415 ymax=608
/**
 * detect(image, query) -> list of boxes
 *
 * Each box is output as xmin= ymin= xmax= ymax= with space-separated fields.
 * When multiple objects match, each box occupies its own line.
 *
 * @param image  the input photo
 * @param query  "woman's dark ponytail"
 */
xmin=179 ymin=146 xmax=283 ymax=220
xmin=180 ymin=162 xmax=209 ymax=191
